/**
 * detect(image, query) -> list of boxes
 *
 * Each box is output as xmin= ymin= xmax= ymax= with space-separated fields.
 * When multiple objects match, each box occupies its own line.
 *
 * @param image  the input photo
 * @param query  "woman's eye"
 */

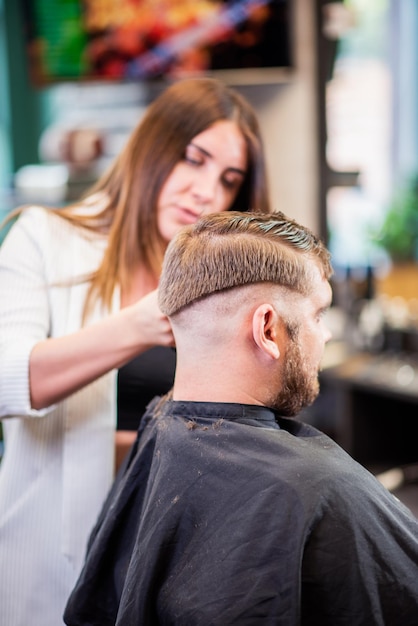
xmin=184 ymin=147 xmax=202 ymax=166
xmin=223 ymin=175 xmax=243 ymax=190
xmin=185 ymin=156 xmax=201 ymax=166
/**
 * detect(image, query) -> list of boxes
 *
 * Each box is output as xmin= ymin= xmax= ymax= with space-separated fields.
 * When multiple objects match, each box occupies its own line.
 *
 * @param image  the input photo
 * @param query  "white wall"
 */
xmin=239 ymin=0 xmax=319 ymax=232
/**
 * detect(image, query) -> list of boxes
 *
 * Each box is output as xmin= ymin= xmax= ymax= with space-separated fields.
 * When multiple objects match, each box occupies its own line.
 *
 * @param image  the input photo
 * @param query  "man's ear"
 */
xmin=252 ymin=304 xmax=281 ymax=360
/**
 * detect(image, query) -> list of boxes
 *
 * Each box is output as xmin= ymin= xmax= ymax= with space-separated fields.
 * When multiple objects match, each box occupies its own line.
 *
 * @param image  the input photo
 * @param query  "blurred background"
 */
xmin=1 ymin=0 xmax=417 ymax=508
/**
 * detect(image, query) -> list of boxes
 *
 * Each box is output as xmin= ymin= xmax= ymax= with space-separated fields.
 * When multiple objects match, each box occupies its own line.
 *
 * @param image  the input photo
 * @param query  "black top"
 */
xmin=65 ymin=400 xmax=418 ymax=625
xmin=116 ymin=347 xmax=176 ymax=430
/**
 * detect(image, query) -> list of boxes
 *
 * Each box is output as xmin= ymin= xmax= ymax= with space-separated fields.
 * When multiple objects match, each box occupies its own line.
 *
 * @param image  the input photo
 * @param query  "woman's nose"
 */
xmin=192 ymin=172 xmax=217 ymax=204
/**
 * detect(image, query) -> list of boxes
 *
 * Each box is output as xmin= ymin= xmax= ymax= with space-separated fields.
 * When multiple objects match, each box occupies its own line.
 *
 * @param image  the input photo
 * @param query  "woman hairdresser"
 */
xmin=0 ymin=77 xmax=270 ymax=626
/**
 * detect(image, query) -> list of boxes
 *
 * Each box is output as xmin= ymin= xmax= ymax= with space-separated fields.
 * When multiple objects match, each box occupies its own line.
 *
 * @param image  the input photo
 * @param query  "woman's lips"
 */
xmin=175 ymin=205 xmax=201 ymax=224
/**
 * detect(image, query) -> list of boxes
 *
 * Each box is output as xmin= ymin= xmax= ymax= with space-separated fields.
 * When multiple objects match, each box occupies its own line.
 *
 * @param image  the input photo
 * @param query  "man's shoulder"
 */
xmin=146 ymin=404 xmax=358 ymax=485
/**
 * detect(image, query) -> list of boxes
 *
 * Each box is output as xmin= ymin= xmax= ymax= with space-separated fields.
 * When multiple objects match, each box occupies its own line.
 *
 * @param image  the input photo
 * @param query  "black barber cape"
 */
xmin=64 ymin=399 xmax=418 ymax=626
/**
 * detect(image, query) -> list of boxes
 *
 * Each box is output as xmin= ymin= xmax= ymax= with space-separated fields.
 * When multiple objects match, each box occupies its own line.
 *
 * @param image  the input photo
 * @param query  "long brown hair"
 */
xmin=6 ymin=78 xmax=270 ymax=315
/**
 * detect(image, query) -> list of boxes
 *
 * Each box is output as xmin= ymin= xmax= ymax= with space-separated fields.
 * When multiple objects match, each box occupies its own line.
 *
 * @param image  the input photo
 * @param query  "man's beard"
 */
xmin=271 ymin=338 xmax=320 ymax=417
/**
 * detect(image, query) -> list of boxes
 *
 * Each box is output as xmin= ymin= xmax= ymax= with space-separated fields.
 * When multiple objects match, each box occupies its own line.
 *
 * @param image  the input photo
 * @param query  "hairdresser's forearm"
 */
xmin=30 ymin=306 xmax=160 ymax=410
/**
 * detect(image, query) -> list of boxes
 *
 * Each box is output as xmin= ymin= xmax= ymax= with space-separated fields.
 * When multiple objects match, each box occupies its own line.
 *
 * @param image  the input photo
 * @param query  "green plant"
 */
xmin=375 ymin=176 xmax=418 ymax=262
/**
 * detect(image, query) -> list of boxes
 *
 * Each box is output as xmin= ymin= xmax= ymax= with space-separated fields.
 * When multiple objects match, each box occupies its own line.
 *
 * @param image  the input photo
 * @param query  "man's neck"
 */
xmin=171 ymin=381 xmax=264 ymax=407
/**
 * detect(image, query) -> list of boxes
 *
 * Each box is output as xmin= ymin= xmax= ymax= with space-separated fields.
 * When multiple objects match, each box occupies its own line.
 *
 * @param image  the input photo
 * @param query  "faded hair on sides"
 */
xmin=158 ymin=211 xmax=333 ymax=317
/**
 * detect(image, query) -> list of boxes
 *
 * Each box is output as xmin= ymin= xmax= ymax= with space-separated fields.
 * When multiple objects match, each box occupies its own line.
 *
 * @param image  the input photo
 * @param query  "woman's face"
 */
xmin=157 ymin=120 xmax=248 ymax=243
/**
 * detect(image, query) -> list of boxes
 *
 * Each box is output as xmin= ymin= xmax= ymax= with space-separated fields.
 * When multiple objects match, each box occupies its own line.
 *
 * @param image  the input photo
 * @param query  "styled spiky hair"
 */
xmin=158 ymin=211 xmax=332 ymax=316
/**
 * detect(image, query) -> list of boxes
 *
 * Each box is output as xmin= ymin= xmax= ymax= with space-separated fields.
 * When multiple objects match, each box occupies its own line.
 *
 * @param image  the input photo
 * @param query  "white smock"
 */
xmin=0 ymin=206 xmax=118 ymax=625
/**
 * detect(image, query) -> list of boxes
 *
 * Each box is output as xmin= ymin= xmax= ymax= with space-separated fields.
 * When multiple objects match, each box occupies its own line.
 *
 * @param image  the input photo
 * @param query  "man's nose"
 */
xmin=324 ymin=326 xmax=333 ymax=344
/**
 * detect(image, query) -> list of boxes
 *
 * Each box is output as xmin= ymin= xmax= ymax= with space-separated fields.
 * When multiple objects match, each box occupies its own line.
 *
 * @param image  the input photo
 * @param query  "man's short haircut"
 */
xmin=158 ymin=211 xmax=333 ymax=316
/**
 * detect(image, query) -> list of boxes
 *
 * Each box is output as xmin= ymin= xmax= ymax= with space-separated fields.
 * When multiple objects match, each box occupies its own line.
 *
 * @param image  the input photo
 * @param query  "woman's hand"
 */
xmin=129 ymin=289 xmax=175 ymax=350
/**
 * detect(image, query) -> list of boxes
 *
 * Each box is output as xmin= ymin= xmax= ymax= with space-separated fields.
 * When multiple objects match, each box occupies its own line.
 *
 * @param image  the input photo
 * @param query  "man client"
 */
xmin=64 ymin=211 xmax=418 ymax=625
